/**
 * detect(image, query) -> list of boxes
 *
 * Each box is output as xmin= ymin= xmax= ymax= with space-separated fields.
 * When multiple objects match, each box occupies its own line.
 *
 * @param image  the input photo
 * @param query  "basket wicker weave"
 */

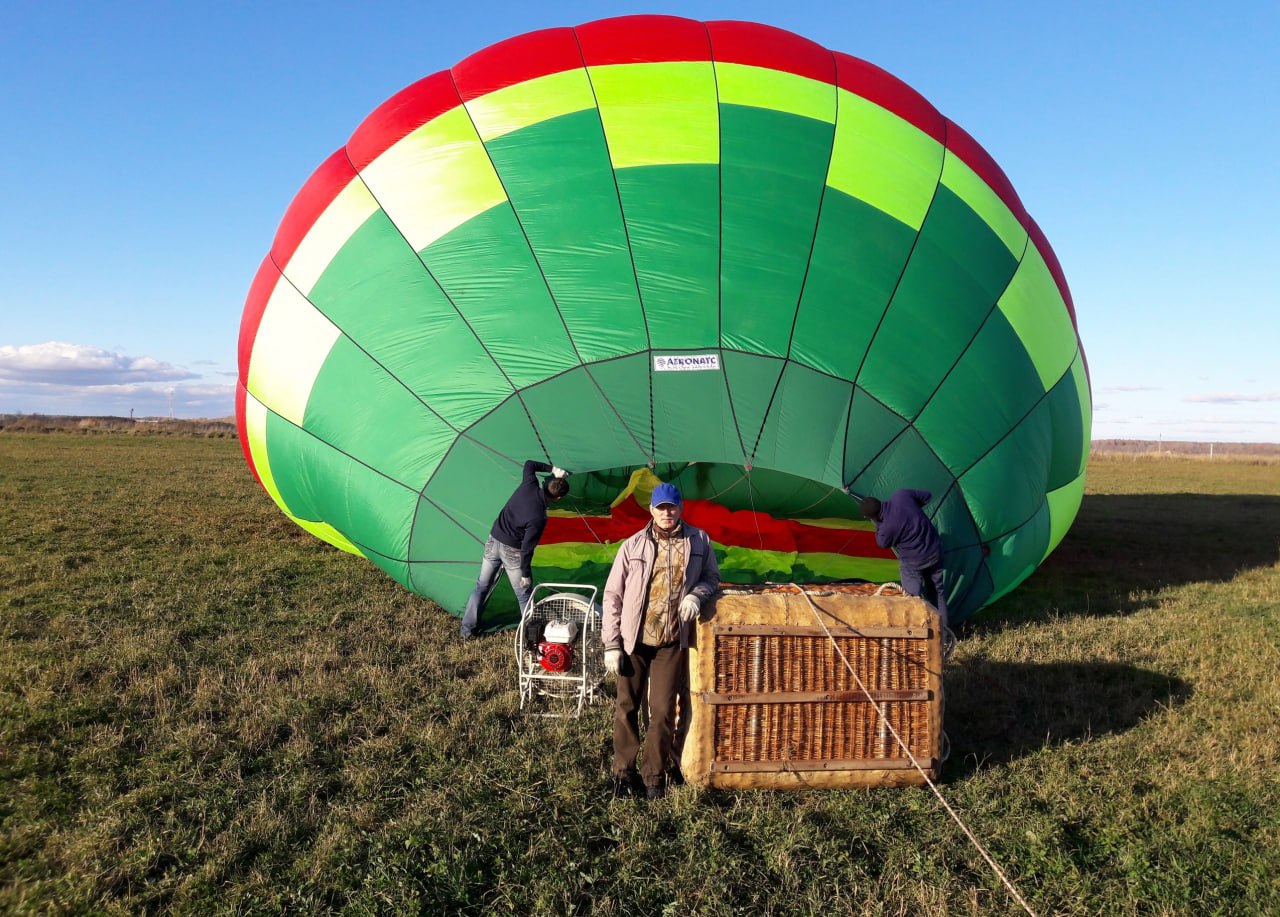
xmin=681 ymin=584 xmax=943 ymax=789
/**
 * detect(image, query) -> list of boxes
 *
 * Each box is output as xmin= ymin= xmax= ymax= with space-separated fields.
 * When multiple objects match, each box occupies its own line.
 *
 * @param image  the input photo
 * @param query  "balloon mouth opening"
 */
xmin=551 ymin=462 xmax=852 ymax=518
xmin=453 ymin=461 xmax=898 ymax=628
xmin=536 ymin=461 xmax=898 ymax=588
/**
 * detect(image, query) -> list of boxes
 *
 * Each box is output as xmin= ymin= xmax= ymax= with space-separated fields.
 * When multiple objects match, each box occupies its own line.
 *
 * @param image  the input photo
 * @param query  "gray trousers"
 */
xmin=460 ymin=536 xmax=531 ymax=637
xmin=900 ymin=561 xmax=948 ymax=627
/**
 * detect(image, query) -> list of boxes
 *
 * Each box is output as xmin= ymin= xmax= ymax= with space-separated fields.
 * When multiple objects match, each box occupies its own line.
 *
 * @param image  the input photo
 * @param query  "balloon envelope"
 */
xmin=237 ymin=15 xmax=1090 ymax=628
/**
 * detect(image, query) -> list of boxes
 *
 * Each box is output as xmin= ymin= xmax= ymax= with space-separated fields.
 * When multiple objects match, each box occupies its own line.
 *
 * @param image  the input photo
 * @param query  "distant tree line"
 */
xmin=0 ymin=414 xmax=237 ymax=437
xmin=1093 ymin=438 xmax=1279 ymax=457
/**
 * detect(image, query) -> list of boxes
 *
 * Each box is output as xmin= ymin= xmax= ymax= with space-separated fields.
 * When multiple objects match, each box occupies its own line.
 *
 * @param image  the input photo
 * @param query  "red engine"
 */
xmin=537 ymin=641 xmax=573 ymax=673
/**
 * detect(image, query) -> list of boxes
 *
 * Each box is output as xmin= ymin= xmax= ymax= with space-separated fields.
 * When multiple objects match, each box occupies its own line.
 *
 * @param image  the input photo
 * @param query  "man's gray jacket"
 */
xmin=602 ymin=522 xmax=720 ymax=655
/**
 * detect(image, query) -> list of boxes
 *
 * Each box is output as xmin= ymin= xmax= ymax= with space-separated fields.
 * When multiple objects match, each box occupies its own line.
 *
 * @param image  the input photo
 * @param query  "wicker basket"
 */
xmin=681 ymin=584 xmax=943 ymax=789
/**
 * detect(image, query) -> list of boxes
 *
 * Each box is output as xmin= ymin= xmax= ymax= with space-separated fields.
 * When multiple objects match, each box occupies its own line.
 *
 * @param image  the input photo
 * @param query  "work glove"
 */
xmin=679 ymin=594 xmax=701 ymax=623
xmin=519 ymin=576 xmax=532 ymax=592
xmin=552 ymin=466 xmax=569 ymax=478
xmin=603 ymin=647 xmax=622 ymax=676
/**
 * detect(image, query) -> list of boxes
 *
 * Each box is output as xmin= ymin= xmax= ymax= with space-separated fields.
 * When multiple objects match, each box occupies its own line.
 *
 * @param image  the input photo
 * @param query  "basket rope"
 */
xmin=789 ymin=583 xmax=1037 ymax=917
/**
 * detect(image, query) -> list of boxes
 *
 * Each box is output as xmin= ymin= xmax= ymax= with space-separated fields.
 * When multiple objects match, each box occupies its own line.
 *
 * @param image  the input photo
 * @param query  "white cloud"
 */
xmin=1183 ymin=392 xmax=1280 ymax=404
xmin=0 ymin=342 xmax=232 ymax=418
xmin=0 ymin=342 xmax=198 ymax=385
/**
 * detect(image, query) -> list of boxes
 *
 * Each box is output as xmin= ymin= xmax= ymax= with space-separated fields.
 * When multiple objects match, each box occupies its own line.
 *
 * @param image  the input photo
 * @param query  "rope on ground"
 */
xmin=789 ymin=583 xmax=1038 ymax=917
xmin=942 ymin=623 xmax=957 ymax=661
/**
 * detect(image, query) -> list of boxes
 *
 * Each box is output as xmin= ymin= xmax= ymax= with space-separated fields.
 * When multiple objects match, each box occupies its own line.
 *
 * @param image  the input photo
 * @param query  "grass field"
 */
xmin=2 ymin=435 xmax=1277 ymax=915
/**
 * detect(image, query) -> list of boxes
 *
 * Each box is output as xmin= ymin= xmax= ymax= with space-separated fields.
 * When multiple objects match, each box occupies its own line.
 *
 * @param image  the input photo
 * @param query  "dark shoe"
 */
xmin=612 ymin=772 xmax=640 ymax=798
xmin=645 ymin=782 xmax=666 ymax=801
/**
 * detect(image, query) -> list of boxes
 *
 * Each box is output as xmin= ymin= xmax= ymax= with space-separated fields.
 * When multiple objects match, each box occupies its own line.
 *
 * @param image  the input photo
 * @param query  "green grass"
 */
xmin=2 ymin=435 xmax=1278 ymax=915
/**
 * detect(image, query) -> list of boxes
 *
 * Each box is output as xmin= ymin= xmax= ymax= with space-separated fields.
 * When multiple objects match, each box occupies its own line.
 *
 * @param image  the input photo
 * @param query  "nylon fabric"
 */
xmin=842 ymin=389 xmax=912 ymax=485
xmin=982 ymin=499 xmax=1053 ymax=604
xmin=265 ymin=411 xmax=417 ymax=562
xmin=301 ymin=336 xmax=455 ymax=487
xmin=480 ymin=109 xmax=648 ymax=362
xmin=720 ymin=351 xmax=786 ymax=463
xmin=616 ymin=165 xmax=720 ymax=349
xmin=651 ymin=361 xmax=742 ymax=463
xmin=305 ymin=206 xmax=509 ymax=428
xmin=857 ymin=185 xmax=1021 ymax=420
xmin=518 ymin=365 xmax=652 ymax=470
xmin=789 ymin=191 xmax=919 ymax=379
xmin=995 ymin=242 xmax=1078 ymax=390
xmin=239 ymin=16 xmax=1089 ymax=628
xmin=719 ymin=104 xmax=834 ymax=358
xmin=420 ymin=204 xmax=581 ymax=388
xmin=914 ymin=308 xmax=1046 ymax=476
xmin=1044 ymin=353 xmax=1090 ymax=490
xmin=958 ymin=399 xmax=1054 ymax=539
xmin=1044 ymin=473 xmax=1087 ymax=560
xmin=751 ymin=363 xmax=852 ymax=483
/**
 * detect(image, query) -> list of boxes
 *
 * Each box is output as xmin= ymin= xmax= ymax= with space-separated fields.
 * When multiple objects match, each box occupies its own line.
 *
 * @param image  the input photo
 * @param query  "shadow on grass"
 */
xmin=943 ymin=658 xmax=1192 ymax=774
xmin=974 ymin=493 xmax=1280 ymax=629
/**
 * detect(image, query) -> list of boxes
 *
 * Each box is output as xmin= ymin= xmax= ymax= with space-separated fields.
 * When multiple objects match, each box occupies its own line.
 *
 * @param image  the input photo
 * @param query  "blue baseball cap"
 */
xmin=650 ymin=482 xmax=682 ymax=507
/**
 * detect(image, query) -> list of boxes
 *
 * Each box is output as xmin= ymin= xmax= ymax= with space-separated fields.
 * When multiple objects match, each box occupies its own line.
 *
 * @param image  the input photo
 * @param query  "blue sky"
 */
xmin=1 ymin=1 xmax=1276 ymax=441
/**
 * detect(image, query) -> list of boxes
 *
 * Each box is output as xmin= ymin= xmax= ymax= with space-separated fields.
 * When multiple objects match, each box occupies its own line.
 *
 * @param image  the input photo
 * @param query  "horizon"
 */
xmin=3 ymin=412 xmax=1277 ymax=450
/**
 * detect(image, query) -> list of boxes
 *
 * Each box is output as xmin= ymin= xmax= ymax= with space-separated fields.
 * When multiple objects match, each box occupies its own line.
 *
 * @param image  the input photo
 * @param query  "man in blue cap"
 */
xmin=601 ymin=481 xmax=720 ymax=800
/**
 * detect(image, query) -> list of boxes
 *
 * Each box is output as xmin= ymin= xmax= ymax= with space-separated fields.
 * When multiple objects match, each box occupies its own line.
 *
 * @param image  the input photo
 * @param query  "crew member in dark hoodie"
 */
xmin=858 ymin=489 xmax=948 ymax=627
xmin=460 ymin=460 xmax=569 ymax=639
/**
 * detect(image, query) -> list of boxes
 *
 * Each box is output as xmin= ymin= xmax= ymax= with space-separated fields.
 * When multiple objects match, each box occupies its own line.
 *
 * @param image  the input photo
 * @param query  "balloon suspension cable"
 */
xmin=701 ymin=469 xmax=753 ymax=505
xmin=570 ymin=505 xmax=606 ymax=546
xmin=830 ymin=486 xmax=872 ymax=559
xmin=787 ymin=483 xmax=848 ymax=519
xmin=744 ymin=465 xmax=766 ymax=551
xmin=789 ymin=583 xmax=1037 ymax=917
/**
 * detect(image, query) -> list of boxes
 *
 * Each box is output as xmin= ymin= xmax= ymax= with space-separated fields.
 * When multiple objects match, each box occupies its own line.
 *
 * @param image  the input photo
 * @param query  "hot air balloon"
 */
xmin=236 ymin=15 xmax=1089 ymax=630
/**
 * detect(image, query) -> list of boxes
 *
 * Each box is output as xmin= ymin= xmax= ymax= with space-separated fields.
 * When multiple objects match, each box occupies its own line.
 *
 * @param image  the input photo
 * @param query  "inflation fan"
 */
xmin=514 ymin=585 xmax=605 ymax=717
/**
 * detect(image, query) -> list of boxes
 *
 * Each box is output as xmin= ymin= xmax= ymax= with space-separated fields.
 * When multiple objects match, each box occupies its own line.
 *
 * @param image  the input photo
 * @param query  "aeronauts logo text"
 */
xmin=653 ymin=354 xmax=721 ymax=372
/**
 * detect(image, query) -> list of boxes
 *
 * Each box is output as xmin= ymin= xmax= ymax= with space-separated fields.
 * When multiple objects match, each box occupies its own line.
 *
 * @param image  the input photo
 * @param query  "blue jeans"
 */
xmin=900 ymin=560 xmax=948 ymax=628
xmin=460 ymin=536 xmax=531 ymax=637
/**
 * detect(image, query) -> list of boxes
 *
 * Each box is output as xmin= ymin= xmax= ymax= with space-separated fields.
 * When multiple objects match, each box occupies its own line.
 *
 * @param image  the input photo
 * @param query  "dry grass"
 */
xmin=1090 ymin=450 xmax=1280 ymax=467
xmin=2 ymin=435 xmax=1278 ymax=914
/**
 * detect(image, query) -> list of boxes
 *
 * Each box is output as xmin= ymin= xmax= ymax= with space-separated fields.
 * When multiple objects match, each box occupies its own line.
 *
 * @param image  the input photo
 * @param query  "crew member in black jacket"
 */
xmin=460 ymin=460 xmax=569 ymax=639
xmin=858 ymin=489 xmax=947 ymax=627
